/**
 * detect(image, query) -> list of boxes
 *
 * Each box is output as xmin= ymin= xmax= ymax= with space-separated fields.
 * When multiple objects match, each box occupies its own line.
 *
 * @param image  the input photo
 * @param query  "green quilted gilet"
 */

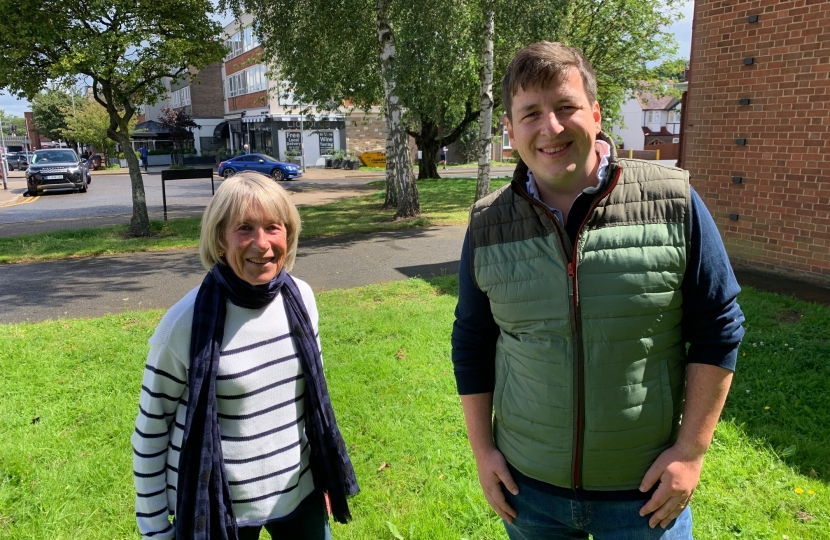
xmin=469 ymin=145 xmax=690 ymax=490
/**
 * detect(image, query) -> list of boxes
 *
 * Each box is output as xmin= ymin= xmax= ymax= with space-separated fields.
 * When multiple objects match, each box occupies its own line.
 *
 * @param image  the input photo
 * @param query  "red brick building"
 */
xmin=681 ymin=0 xmax=830 ymax=286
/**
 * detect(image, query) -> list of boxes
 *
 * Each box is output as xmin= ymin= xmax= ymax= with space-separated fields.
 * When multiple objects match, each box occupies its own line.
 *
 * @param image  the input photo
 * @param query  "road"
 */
xmin=0 ymin=167 xmax=513 ymax=236
xmin=0 ymin=226 xmax=467 ymax=324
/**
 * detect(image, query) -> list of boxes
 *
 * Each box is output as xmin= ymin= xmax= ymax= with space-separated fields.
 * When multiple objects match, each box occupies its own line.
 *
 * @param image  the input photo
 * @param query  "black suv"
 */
xmin=27 ymin=149 xmax=91 ymax=194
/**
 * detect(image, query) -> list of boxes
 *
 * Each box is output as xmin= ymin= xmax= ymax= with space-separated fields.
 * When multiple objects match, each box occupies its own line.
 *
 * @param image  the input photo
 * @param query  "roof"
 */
xmin=636 ymin=91 xmax=680 ymax=111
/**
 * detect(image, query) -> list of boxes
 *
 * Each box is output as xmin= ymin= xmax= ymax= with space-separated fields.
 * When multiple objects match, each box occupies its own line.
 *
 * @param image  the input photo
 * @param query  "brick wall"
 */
xmin=345 ymin=111 xmax=387 ymax=152
xmin=683 ymin=0 xmax=830 ymax=285
xmin=225 ymin=47 xmax=263 ymax=76
xmin=190 ymin=63 xmax=225 ymax=118
xmin=227 ymin=90 xmax=268 ymax=113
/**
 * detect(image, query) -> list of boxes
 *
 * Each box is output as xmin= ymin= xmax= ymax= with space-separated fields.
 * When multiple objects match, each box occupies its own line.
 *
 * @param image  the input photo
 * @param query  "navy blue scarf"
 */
xmin=176 ymin=263 xmax=358 ymax=540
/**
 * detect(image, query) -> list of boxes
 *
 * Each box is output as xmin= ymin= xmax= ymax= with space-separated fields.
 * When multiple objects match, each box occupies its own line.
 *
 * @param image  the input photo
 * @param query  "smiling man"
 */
xmin=451 ymin=42 xmax=745 ymax=539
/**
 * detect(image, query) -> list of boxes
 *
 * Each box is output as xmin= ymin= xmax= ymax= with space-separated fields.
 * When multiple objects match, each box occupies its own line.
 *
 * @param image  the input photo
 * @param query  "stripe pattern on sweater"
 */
xmin=132 ymin=280 xmax=320 ymax=539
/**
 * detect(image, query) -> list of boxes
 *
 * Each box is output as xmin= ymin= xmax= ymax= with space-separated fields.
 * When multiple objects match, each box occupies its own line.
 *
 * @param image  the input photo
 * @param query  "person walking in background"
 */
xmin=139 ymin=146 xmax=148 ymax=172
xmin=440 ymin=146 xmax=448 ymax=169
xmin=132 ymin=173 xmax=358 ymax=540
xmin=452 ymin=41 xmax=744 ymax=539
xmin=242 ymin=143 xmax=250 ymax=154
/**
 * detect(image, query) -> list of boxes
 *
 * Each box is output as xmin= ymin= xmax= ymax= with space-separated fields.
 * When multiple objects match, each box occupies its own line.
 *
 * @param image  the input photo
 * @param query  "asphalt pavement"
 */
xmin=0 ymin=165 xmax=515 ymax=237
xmin=0 ymin=225 xmax=467 ymax=324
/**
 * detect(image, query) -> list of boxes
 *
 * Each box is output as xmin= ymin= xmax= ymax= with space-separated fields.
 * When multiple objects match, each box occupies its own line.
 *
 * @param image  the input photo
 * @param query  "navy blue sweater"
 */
xmin=452 ymin=185 xmax=745 ymax=397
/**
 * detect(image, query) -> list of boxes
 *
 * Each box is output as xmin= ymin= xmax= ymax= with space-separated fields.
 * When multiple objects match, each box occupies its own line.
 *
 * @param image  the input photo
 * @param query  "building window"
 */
xmin=170 ymin=86 xmax=191 ymax=109
xmin=227 ymin=72 xmax=245 ymax=97
xmin=246 ymin=65 xmax=267 ymax=93
xmin=502 ymin=127 xmax=511 ymax=149
xmin=243 ymin=27 xmax=259 ymax=52
xmin=667 ymin=109 xmax=681 ymax=124
xmin=227 ymin=65 xmax=268 ymax=98
xmin=225 ymin=31 xmax=243 ymax=60
xmin=646 ymin=110 xmax=661 ymax=124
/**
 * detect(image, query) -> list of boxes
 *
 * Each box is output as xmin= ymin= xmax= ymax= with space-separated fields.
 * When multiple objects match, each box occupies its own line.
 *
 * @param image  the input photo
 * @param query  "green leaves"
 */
xmin=0 ymin=0 xmax=227 ymax=235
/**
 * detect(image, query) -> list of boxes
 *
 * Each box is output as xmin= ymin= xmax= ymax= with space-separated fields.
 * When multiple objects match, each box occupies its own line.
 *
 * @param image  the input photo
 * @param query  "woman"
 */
xmin=132 ymin=172 xmax=358 ymax=540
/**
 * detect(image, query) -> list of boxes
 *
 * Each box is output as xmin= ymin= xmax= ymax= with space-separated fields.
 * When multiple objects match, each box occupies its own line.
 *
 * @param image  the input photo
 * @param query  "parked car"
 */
xmin=27 ymin=149 xmax=91 ymax=194
xmin=217 ymin=153 xmax=303 ymax=181
xmin=3 ymin=151 xmax=18 ymax=170
xmin=10 ymin=151 xmax=34 ymax=171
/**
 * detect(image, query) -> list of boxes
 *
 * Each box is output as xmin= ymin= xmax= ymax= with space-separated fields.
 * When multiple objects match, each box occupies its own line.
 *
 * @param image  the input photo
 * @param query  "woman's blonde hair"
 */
xmin=199 ymin=172 xmax=302 ymax=272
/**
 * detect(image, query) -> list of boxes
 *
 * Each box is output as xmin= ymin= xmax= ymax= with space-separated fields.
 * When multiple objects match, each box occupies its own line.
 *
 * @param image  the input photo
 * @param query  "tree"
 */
xmin=0 ymin=0 xmax=226 ymax=236
xmin=31 ymin=88 xmax=77 ymax=142
xmin=61 ymin=99 xmax=126 ymax=157
xmin=476 ymin=0 xmax=495 ymax=201
xmin=226 ymin=0 xmax=426 ymax=217
xmin=492 ymin=0 xmax=686 ymax=129
xmin=158 ymin=107 xmax=201 ymax=164
xmin=0 ymin=109 xmax=26 ymax=138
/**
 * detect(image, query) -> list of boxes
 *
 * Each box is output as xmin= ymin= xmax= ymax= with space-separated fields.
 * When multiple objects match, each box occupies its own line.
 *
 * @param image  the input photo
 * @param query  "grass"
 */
xmin=357 ymin=161 xmax=516 ymax=172
xmin=0 ymin=279 xmax=828 ymax=539
xmin=0 ymin=177 xmax=510 ymax=265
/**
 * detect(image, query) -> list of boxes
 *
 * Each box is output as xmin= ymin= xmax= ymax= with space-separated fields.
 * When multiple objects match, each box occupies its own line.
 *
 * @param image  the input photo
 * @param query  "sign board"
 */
xmin=318 ymin=131 xmax=334 ymax=155
xmin=359 ymin=151 xmax=386 ymax=167
xmin=285 ymin=131 xmax=302 ymax=153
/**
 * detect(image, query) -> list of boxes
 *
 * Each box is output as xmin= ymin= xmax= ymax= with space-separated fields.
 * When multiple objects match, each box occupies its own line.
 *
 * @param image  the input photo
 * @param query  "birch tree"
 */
xmin=376 ymin=0 xmax=419 ymax=217
xmin=0 ymin=0 xmax=226 ymax=236
xmin=476 ymin=0 xmax=495 ymax=201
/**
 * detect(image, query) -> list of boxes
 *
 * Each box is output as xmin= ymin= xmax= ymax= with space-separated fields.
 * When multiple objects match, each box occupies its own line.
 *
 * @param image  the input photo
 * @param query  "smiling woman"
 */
xmin=131 ymin=172 xmax=358 ymax=540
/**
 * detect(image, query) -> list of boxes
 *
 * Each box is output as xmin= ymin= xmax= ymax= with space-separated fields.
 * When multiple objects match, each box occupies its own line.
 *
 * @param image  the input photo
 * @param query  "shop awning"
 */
xmin=131 ymin=120 xmax=170 ymax=139
xmin=213 ymin=121 xmax=229 ymax=139
xmin=242 ymin=114 xmax=269 ymax=123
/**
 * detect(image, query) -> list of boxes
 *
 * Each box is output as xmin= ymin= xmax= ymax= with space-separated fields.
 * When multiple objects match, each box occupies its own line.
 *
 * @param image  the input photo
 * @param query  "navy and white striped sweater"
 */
xmin=131 ymin=278 xmax=319 ymax=539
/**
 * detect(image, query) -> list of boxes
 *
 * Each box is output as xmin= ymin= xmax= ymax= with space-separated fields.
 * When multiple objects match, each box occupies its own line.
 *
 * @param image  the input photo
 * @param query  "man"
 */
xmin=451 ymin=42 xmax=744 ymax=539
xmin=139 ymin=146 xmax=148 ymax=172
xmin=441 ymin=146 xmax=448 ymax=169
xmin=242 ymin=143 xmax=250 ymax=154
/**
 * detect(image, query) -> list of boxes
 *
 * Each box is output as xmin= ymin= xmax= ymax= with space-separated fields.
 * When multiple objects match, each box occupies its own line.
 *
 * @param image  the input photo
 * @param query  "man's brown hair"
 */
xmin=502 ymin=41 xmax=598 ymax=121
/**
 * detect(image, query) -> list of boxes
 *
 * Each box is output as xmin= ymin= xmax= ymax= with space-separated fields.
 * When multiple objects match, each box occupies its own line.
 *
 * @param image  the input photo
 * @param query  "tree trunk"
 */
xmin=376 ymin=0 xmax=419 ymax=218
xmin=382 ymin=100 xmax=397 ymax=208
xmin=476 ymin=1 xmax=495 ymax=201
xmin=113 ymin=128 xmax=151 ymax=236
xmin=417 ymin=136 xmax=441 ymax=180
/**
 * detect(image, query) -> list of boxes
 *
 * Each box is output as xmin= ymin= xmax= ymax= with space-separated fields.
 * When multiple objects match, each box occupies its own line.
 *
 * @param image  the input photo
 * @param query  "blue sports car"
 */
xmin=218 ymin=153 xmax=302 ymax=181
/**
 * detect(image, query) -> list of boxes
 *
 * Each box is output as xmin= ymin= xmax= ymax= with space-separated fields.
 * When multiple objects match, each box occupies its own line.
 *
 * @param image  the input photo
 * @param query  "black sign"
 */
xmin=318 ymin=132 xmax=334 ymax=155
xmin=286 ymin=131 xmax=302 ymax=153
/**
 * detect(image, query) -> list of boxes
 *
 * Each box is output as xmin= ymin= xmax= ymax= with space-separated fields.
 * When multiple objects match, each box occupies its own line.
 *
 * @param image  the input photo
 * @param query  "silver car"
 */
xmin=27 ymin=149 xmax=91 ymax=194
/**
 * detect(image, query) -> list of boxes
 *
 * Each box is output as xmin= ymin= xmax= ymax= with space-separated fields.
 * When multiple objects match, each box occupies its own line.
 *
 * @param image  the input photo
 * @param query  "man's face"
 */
xmin=505 ymin=68 xmax=601 ymax=194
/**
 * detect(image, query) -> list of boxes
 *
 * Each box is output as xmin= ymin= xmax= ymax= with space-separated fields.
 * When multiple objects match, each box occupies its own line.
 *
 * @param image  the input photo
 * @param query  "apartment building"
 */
xmin=133 ymin=63 xmax=225 ymax=155
xmin=218 ymin=15 xmax=347 ymax=165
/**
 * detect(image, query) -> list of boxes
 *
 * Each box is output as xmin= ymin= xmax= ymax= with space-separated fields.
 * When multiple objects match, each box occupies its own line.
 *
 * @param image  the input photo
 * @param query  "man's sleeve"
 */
xmin=681 ymin=187 xmax=746 ymax=371
xmin=451 ymin=229 xmax=501 ymax=395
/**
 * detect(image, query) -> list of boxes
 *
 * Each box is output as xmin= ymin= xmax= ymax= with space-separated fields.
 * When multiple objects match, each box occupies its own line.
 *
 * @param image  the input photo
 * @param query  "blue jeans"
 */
xmin=502 ymin=480 xmax=693 ymax=540
xmin=237 ymin=491 xmax=331 ymax=540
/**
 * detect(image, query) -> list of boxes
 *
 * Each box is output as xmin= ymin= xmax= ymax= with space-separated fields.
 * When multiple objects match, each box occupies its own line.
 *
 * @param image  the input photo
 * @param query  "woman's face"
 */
xmin=223 ymin=207 xmax=288 ymax=286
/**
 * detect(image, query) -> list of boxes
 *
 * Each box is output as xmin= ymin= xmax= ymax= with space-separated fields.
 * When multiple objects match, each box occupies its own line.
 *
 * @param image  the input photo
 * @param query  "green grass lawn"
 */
xmin=0 ymin=178 xmax=510 ymax=265
xmin=0 ymin=280 xmax=827 ymax=539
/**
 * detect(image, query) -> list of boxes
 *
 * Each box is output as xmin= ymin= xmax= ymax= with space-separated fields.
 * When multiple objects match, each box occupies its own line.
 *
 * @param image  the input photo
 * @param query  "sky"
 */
xmin=0 ymin=1 xmax=695 ymax=119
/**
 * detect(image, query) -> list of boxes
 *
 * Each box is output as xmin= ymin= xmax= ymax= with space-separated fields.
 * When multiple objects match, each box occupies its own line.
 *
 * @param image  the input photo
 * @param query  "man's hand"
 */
xmin=638 ymin=443 xmax=702 ymax=528
xmin=639 ymin=363 xmax=734 ymax=528
xmin=474 ymin=446 xmax=519 ymax=523
xmin=459 ymin=392 xmax=520 ymax=523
